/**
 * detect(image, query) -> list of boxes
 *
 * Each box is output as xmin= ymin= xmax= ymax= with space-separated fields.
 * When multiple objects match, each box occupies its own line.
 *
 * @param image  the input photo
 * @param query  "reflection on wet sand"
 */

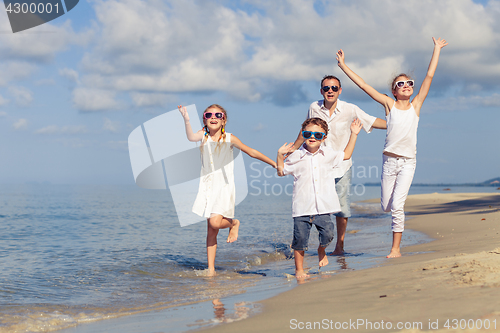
xmin=211 ymin=299 xmax=250 ymax=323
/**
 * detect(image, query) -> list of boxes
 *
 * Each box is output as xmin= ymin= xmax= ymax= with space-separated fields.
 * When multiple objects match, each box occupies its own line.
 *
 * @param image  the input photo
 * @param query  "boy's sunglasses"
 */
xmin=321 ymin=85 xmax=339 ymax=92
xmin=302 ymin=131 xmax=326 ymax=140
xmin=203 ymin=112 xmax=225 ymax=119
xmin=393 ymin=80 xmax=414 ymax=89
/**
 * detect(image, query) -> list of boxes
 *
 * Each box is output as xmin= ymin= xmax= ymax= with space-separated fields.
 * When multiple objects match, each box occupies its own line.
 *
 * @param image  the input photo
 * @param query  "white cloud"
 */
xmin=59 ymin=68 xmax=80 ymax=84
xmin=105 ymin=140 xmax=128 ymax=151
xmin=130 ymin=92 xmax=171 ymax=107
xmin=0 ymin=62 xmax=35 ymax=87
xmin=68 ymin=0 xmax=500 ymax=106
xmin=13 ymin=118 xmax=28 ymax=130
xmin=0 ymin=95 xmax=9 ymax=106
xmin=253 ymin=122 xmax=266 ymax=132
xmin=0 ymin=14 xmax=94 ymax=87
xmin=35 ymin=78 xmax=56 ymax=86
xmin=102 ymin=118 xmax=120 ymax=133
xmin=423 ymin=92 xmax=500 ymax=113
xmin=72 ymin=88 xmax=122 ymax=111
xmin=54 ymin=138 xmax=91 ymax=148
xmin=34 ymin=125 xmax=88 ymax=135
xmin=8 ymin=86 xmax=33 ymax=107
xmin=480 ymin=93 xmax=500 ymax=107
xmin=0 ymin=19 xmax=74 ymax=62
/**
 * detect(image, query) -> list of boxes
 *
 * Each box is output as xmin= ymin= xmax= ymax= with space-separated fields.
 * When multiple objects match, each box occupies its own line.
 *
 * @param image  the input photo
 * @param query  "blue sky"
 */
xmin=0 ymin=0 xmax=499 ymax=185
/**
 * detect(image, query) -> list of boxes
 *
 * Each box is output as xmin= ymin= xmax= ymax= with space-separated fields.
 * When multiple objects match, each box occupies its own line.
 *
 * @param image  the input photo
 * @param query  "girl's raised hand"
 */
xmin=432 ymin=37 xmax=448 ymax=49
xmin=178 ymin=105 xmax=189 ymax=121
xmin=350 ymin=118 xmax=362 ymax=135
xmin=336 ymin=49 xmax=345 ymax=66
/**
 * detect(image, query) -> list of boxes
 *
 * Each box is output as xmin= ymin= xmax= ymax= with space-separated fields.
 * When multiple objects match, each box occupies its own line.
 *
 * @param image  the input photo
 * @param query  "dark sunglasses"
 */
xmin=302 ymin=131 xmax=326 ymax=140
xmin=203 ymin=112 xmax=225 ymax=119
xmin=393 ymin=80 xmax=414 ymax=89
xmin=322 ymin=85 xmax=339 ymax=92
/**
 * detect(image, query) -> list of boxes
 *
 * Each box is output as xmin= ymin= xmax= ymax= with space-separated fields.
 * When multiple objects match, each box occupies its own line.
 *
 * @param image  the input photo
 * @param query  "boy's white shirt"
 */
xmin=283 ymin=144 xmax=344 ymax=217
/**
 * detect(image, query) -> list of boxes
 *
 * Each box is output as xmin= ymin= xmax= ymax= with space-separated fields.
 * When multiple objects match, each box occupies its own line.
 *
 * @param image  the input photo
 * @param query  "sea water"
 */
xmin=0 ymin=184 xmax=497 ymax=332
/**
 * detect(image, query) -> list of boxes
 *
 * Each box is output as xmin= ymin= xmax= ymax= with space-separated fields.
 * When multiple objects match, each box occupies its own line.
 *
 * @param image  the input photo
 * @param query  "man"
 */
xmin=291 ymin=75 xmax=386 ymax=255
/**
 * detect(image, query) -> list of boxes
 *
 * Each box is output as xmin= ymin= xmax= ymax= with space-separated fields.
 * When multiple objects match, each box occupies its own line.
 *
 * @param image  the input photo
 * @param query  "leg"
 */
xmin=332 ymin=216 xmax=347 ymax=255
xmin=206 ymin=214 xmax=239 ymax=276
xmin=314 ymin=214 xmax=334 ymax=267
xmin=387 ymin=158 xmax=416 ymax=257
xmin=390 ymin=158 xmax=416 ymax=230
xmin=332 ymin=167 xmax=352 ymax=255
xmin=207 ymin=214 xmax=240 ymax=243
xmin=206 ymin=219 xmax=219 ymax=276
xmin=318 ymin=246 xmax=328 ymax=267
xmin=291 ymin=216 xmax=312 ymax=278
xmin=381 ymin=155 xmax=397 ymax=213
xmin=294 ymin=250 xmax=309 ymax=279
xmin=387 ymin=231 xmax=402 ymax=258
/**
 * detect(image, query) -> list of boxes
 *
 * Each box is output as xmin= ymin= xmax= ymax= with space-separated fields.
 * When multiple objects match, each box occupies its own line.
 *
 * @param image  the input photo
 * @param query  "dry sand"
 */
xmin=200 ymin=192 xmax=500 ymax=332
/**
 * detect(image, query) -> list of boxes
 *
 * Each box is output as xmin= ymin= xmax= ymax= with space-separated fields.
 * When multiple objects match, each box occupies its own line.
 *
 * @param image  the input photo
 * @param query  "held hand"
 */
xmin=336 ymin=49 xmax=345 ymax=67
xmin=177 ymin=105 xmax=189 ymax=121
xmin=432 ymin=37 xmax=448 ymax=49
xmin=350 ymin=118 xmax=362 ymax=135
xmin=277 ymin=168 xmax=285 ymax=177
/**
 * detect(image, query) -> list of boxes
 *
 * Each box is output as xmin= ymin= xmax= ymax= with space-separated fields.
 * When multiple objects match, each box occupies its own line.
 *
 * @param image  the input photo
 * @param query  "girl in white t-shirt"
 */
xmin=336 ymin=37 xmax=448 ymax=258
xmin=178 ymin=104 xmax=276 ymax=276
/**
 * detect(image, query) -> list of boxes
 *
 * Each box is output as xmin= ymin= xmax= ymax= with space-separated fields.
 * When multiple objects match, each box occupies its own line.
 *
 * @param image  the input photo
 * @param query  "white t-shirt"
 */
xmin=283 ymin=145 xmax=344 ymax=217
xmin=383 ymin=103 xmax=419 ymax=158
xmin=308 ymin=99 xmax=377 ymax=178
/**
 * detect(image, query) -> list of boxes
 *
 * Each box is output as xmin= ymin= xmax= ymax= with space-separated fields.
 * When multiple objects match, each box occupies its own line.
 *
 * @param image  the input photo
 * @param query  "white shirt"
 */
xmin=283 ymin=145 xmax=345 ymax=217
xmin=308 ymin=99 xmax=377 ymax=178
xmin=383 ymin=103 xmax=419 ymax=158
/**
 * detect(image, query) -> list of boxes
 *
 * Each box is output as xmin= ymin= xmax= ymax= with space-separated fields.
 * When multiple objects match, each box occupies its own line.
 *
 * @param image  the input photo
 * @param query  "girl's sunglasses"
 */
xmin=302 ymin=131 xmax=326 ymax=140
xmin=393 ymin=80 xmax=414 ymax=89
xmin=203 ymin=112 xmax=225 ymax=119
xmin=321 ymin=85 xmax=339 ymax=92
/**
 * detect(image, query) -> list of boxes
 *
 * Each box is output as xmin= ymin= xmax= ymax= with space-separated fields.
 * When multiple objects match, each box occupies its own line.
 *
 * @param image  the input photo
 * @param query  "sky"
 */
xmin=0 ymin=0 xmax=499 ymax=186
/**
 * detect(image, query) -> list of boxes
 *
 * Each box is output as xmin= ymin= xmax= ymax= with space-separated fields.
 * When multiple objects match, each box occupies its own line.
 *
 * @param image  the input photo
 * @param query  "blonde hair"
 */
xmin=201 ymin=104 xmax=228 ymax=154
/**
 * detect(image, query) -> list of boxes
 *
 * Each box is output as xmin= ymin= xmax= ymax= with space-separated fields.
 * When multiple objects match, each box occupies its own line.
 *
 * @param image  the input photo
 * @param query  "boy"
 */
xmin=277 ymin=117 xmax=362 ymax=279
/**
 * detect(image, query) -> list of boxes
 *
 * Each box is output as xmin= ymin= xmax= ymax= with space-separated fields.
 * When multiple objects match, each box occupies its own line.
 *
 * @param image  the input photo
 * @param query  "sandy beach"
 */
xmin=199 ymin=192 xmax=500 ymax=332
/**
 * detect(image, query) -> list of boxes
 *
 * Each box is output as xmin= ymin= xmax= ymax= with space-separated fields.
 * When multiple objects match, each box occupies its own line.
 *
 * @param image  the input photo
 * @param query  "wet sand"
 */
xmin=200 ymin=192 xmax=500 ymax=332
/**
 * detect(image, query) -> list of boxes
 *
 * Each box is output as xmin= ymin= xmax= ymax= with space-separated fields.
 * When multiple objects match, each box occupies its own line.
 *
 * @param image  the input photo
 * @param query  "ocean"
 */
xmin=0 ymin=183 xmax=497 ymax=332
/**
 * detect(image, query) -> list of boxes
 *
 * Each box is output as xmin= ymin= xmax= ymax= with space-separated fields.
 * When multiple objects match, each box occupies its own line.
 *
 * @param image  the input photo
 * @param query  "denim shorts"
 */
xmin=291 ymin=214 xmax=335 ymax=251
xmin=334 ymin=167 xmax=351 ymax=218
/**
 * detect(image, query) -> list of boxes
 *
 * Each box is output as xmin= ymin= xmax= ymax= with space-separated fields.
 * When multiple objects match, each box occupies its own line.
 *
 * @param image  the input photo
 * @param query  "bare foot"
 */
xmin=295 ymin=270 xmax=310 ymax=279
xmin=227 ymin=219 xmax=240 ymax=243
xmin=207 ymin=268 xmax=217 ymax=276
xmin=330 ymin=245 xmax=344 ymax=256
xmin=386 ymin=249 xmax=401 ymax=258
xmin=318 ymin=247 xmax=329 ymax=268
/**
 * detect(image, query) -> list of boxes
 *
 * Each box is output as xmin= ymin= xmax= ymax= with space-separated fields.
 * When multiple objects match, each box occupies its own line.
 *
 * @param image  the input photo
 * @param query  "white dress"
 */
xmin=192 ymin=133 xmax=235 ymax=218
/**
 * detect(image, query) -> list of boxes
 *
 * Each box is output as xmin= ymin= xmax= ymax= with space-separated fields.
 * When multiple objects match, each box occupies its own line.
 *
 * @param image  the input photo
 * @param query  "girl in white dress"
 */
xmin=336 ymin=37 xmax=448 ymax=258
xmin=178 ymin=104 xmax=276 ymax=276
